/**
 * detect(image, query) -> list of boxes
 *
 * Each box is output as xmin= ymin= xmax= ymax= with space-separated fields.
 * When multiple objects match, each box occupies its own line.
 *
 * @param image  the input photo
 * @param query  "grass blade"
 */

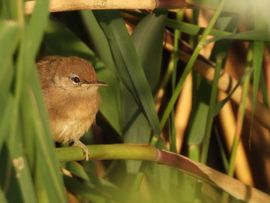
xmin=0 ymin=21 xmax=19 ymax=82
xmin=132 ymin=10 xmax=167 ymax=91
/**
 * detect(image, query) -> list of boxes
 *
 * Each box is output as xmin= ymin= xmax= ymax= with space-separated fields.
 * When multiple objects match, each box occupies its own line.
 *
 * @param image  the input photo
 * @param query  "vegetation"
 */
xmin=0 ymin=0 xmax=270 ymax=202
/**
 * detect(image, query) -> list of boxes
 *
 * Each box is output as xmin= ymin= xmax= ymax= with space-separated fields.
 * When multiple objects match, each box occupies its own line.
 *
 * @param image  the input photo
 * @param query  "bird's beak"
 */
xmin=96 ymin=80 xmax=107 ymax=86
xmin=84 ymin=80 xmax=107 ymax=86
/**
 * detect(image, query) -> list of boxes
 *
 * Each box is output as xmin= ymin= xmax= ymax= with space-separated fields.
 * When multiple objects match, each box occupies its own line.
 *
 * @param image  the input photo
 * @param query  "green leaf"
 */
xmin=0 ymin=96 xmax=15 ymax=150
xmin=66 ymin=162 xmax=90 ymax=181
xmin=188 ymin=79 xmax=210 ymax=145
xmin=94 ymin=11 xmax=161 ymax=135
xmin=0 ymin=20 xmax=19 ymax=85
xmin=80 ymin=11 xmax=119 ymax=75
xmin=0 ymin=145 xmax=24 ymax=203
xmin=166 ymin=18 xmax=230 ymax=37
xmin=98 ymin=67 xmax=122 ymax=135
xmin=250 ymin=6 xmax=266 ymax=133
xmin=132 ymin=10 xmax=167 ymax=91
xmin=206 ymin=30 xmax=270 ymax=44
xmin=6 ymin=113 xmax=37 ymax=203
xmin=124 ymin=113 xmax=151 ymax=173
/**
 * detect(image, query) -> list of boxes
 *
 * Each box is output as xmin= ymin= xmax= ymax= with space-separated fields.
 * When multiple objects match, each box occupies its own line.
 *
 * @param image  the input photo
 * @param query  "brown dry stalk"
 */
xmin=25 ymin=0 xmax=191 ymax=14
xmin=174 ymin=73 xmax=192 ymax=153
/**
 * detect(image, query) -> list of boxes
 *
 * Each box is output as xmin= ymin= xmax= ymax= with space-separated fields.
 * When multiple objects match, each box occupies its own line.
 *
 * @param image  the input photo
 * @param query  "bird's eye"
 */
xmin=71 ymin=76 xmax=81 ymax=84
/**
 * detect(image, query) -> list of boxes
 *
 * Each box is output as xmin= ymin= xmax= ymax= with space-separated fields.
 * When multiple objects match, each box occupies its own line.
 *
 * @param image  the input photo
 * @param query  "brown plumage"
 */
xmin=37 ymin=56 xmax=103 ymax=160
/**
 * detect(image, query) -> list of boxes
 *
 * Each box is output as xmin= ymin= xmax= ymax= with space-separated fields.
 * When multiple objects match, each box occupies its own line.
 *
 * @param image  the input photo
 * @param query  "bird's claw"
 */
xmin=73 ymin=140 xmax=90 ymax=161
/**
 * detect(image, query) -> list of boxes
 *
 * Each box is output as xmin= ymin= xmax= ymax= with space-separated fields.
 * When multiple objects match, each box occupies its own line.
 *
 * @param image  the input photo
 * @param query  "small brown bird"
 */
xmin=37 ymin=56 xmax=104 ymax=160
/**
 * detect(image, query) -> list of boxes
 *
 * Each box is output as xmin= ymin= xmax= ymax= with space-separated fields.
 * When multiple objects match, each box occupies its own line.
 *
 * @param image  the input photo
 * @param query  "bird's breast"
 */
xmin=47 ymin=90 xmax=100 ymax=143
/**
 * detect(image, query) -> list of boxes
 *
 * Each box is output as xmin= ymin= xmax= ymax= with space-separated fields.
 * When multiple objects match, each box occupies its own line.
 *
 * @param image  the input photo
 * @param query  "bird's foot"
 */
xmin=73 ymin=140 xmax=90 ymax=161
